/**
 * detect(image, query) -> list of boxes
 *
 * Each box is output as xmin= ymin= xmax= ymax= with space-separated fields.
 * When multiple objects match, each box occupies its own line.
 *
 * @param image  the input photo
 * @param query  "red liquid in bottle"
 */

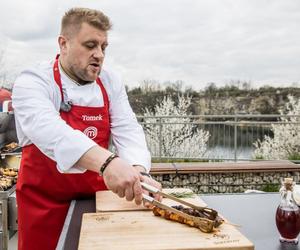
xmin=276 ymin=206 xmax=300 ymax=241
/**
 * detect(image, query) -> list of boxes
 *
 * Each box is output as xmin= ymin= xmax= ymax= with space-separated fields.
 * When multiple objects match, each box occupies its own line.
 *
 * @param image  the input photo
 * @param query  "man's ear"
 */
xmin=58 ymin=35 xmax=68 ymax=54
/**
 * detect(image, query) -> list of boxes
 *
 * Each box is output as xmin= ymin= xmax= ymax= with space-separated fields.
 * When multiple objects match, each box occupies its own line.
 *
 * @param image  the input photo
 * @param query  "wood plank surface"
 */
xmin=96 ymin=190 xmax=147 ymax=211
xmin=150 ymin=160 xmax=297 ymax=174
xmin=78 ymin=211 xmax=254 ymax=250
xmin=82 ymin=189 xmax=254 ymax=250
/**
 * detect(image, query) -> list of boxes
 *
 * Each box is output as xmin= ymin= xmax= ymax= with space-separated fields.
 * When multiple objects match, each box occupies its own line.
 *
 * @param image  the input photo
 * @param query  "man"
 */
xmin=12 ymin=7 xmax=161 ymax=250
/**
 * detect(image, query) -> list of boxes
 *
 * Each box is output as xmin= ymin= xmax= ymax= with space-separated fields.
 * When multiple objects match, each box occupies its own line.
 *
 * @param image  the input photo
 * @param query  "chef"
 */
xmin=12 ymin=7 xmax=162 ymax=250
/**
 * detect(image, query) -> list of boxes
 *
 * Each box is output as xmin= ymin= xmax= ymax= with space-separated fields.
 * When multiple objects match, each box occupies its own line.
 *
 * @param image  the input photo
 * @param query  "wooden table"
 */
xmin=57 ymin=193 xmax=300 ymax=250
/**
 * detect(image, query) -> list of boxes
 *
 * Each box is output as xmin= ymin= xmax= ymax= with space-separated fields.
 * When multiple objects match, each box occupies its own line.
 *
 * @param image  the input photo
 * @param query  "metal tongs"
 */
xmin=141 ymin=182 xmax=218 ymax=232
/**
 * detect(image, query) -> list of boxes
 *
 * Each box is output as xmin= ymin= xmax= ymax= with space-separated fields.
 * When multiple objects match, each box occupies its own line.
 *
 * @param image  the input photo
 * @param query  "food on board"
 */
xmin=152 ymin=205 xmax=224 ymax=233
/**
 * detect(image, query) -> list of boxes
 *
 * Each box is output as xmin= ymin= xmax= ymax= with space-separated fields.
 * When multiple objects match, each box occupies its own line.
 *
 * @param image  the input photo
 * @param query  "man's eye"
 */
xmin=85 ymin=43 xmax=96 ymax=49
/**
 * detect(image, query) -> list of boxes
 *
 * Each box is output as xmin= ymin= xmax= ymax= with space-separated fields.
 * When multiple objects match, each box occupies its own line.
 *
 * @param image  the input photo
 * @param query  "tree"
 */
xmin=163 ymin=80 xmax=184 ymax=92
xmin=143 ymin=94 xmax=210 ymax=158
xmin=253 ymin=95 xmax=300 ymax=160
xmin=139 ymin=79 xmax=161 ymax=93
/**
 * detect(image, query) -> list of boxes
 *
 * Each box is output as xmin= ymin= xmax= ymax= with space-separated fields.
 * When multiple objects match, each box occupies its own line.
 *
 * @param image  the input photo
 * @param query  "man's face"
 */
xmin=60 ymin=22 xmax=108 ymax=83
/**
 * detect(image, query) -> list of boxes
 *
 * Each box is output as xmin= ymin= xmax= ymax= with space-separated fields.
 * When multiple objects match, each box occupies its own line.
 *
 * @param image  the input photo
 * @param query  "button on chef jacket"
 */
xmin=12 ymin=60 xmax=151 ymax=173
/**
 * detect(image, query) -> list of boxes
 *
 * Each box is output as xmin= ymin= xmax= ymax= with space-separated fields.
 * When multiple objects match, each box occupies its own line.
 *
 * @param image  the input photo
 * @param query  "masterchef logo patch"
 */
xmin=82 ymin=114 xmax=103 ymax=121
xmin=83 ymin=126 xmax=98 ymax=139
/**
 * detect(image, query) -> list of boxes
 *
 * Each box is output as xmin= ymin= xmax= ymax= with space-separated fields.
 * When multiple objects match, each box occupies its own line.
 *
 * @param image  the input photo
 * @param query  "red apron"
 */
xmin=16 ymin=56 xmax=110 ymax=250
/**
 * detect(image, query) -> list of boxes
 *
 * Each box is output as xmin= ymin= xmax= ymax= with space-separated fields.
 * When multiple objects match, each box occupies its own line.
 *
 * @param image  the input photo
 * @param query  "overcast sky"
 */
xmin=0 ymin=0 xmax=300 ymax=90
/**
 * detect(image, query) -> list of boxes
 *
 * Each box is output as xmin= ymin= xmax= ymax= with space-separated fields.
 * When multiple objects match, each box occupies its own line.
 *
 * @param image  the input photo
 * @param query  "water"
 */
xmin=205 ymin=145 xmax=253 ymax=160
xmin=145 ymin=122 xmax=272 ymax=160
xmin=202 ymin=123 xmax=270 ymax=160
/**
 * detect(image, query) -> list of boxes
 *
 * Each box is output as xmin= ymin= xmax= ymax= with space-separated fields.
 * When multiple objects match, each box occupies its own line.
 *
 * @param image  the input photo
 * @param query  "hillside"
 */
xmin=127 ymin=86 xmax=300 ymax=115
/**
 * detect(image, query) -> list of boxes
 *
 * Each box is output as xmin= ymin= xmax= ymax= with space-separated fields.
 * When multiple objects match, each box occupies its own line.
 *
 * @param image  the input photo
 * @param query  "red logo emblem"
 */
xmin=83 ymin=126 xmax=98 ymax=139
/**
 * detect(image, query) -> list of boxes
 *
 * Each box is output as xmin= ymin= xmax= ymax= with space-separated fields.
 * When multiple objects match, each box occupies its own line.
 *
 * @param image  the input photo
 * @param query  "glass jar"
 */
xmin=275 ymin=178 xmax=300 ymax=244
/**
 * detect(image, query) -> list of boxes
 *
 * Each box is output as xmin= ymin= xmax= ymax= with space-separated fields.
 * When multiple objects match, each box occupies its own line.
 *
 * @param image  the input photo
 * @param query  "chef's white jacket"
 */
xmin=12 ymin=60 xmax=151 ymax=173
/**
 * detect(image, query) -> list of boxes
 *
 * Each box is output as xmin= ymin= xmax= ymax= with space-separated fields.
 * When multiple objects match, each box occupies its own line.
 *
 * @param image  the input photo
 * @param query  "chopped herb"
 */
xmin=169 ymin=191 xmax=196 ymax=198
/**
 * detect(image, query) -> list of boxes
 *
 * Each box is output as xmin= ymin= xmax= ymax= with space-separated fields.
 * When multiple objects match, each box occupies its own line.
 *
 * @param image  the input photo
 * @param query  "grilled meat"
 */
xmin=152 ymin=205 xmax=224 ymax=233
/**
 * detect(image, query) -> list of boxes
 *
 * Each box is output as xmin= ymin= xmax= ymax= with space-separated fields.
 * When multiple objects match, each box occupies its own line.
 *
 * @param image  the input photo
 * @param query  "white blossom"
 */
xmin=253 ymin=95 xmax=300 ymax=160
xmin=143 ymin=94 xmax=210 ymax=158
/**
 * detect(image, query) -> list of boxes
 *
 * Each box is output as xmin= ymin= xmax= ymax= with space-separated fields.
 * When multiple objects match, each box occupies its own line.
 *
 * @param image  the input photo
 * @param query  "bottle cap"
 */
xmin=284 ymin=178 xmax=293 ymax=184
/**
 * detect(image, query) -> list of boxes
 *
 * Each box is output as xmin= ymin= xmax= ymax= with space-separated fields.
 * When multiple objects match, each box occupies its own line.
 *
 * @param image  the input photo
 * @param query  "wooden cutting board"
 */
xmin=78 ymin=211 xmax=254 ymax=250
xmin=80 ymin=189 xmax=254 ymax=250
xmin=96 ymin=190 xmax=147 ymax=211
xmin=96 ymin=188 xmax=197 ymax=212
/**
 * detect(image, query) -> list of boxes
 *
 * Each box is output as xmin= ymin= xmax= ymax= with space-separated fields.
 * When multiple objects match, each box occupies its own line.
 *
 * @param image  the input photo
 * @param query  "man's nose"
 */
xmin=93 ymin=47 xmax=104 ymax=60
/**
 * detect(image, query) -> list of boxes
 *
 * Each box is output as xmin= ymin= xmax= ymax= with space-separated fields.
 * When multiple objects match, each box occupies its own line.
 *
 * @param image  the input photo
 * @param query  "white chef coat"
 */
xmin=12 ymin=59 xmax=151 ymax=173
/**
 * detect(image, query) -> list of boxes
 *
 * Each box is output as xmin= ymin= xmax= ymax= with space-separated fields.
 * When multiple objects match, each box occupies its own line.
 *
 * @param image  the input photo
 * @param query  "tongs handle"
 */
xmin=141 ymin=182 xmax=160 ymax=194
xmin=142 ymin=193 xmax=155 ymax=203
xmin=141 ymin=182 xmax=218 ymax=219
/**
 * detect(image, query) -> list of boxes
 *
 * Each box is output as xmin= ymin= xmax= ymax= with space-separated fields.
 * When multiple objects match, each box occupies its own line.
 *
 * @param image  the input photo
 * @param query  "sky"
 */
xmin=0 ymin=0 xmax=300 ymax=90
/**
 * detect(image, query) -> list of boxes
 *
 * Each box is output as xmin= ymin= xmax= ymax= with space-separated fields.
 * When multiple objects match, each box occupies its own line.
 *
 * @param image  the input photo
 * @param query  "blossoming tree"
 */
xmin=253 ymin=95 xmax=300 ymax=160
xmin=143 ymin=94 xmax=210 ymax=159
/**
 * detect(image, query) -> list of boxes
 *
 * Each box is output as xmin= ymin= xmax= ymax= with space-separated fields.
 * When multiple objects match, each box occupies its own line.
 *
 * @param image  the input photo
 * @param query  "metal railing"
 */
xmin=137 ymin=114 xmax=300 ymax=162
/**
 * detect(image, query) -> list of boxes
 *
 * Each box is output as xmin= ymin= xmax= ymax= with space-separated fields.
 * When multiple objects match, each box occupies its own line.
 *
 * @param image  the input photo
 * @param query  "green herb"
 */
xmin=169 ymin=191 xmax=196 ymax=198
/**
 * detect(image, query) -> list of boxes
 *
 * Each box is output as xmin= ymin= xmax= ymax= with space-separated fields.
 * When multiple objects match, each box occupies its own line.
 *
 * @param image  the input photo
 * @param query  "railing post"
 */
xmin=234 ymin=115 xmax=237 ymax=162
xmin=159 ymin=117 xmax=162 ymax=161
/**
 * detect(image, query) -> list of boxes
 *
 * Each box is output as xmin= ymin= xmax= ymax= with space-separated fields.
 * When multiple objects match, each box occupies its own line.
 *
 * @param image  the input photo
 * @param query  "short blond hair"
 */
xmin=60 ymin=7 xmax=112 ymax=37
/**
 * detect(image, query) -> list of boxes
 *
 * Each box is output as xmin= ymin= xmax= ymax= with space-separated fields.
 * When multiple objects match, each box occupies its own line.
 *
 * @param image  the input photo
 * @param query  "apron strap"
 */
xmin=53 ymin=54 xmax=109 ymax=109
xmin=96 ymin=78 xmax=109 ymax=110
xmin=53 ymin=55 xmax=64 ymax=102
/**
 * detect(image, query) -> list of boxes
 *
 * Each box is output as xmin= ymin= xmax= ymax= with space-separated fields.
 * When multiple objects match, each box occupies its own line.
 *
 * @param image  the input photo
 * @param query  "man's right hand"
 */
xmin=75 ymin=146 xmax=145 ymax=205
xmin=102 ymin=157 xmax=143 ymax=205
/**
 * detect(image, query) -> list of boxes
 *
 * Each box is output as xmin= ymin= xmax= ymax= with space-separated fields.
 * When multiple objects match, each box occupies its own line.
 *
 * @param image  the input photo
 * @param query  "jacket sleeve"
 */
xmin=12 ymin=67 xmax=97 ymax=173
xmin=103 ymin=70 xmax=151 ymax=172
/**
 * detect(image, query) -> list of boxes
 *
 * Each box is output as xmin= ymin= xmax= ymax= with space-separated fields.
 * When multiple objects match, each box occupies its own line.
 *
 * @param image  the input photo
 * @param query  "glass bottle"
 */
xmin=276 ymin=178 xmax=300 ymax=244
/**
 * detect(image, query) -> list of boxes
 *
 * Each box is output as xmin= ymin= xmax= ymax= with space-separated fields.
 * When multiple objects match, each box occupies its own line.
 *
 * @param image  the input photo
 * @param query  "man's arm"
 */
xmin=103 ymin=69 xmax=151 ymax=172
xmin=101 ymin=69 xmax=162 ymax=202
xmin=13 ymin=66 xmax=161 ymax=204
xmin=12 ymin=68 xmax=97 ymax=173
xmin=76 ymin=145 xmax=144 ymax=204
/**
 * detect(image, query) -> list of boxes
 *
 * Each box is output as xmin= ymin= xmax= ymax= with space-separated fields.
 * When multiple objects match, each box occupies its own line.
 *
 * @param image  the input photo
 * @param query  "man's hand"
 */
xmin=140 ymin=175 xmax=163 ymax=208
xmin=76 ymin=146 xmax=162 ymax=206
xmin=133 ymin=166 xmax=163 ymax=207
xmin=102 ymin=157 xmax=143 ymax=205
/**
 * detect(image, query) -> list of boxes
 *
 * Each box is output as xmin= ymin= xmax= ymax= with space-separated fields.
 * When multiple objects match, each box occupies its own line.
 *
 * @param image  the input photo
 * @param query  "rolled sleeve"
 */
xmin=54 ymin=130 xmax=97 ymax=173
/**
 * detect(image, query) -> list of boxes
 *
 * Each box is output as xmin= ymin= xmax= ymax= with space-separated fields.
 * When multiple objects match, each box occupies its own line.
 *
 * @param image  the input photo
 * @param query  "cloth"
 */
xmin=16 ymin=57 xmax=110 ymax=249
xmin=12 ymin=59 xmax=151 ymax=173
